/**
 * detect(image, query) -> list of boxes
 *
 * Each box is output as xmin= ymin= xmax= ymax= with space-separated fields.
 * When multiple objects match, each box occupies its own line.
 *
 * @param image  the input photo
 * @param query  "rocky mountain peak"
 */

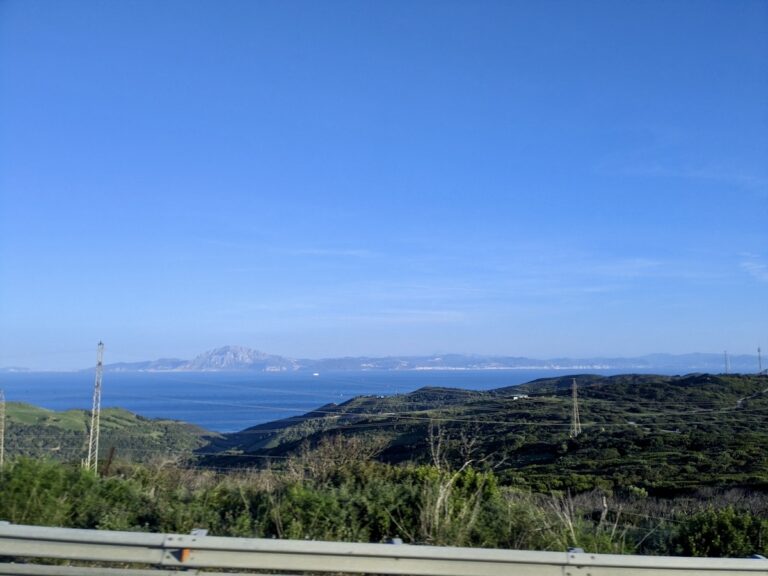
xmin=183 ymin=346 xmax=297 ymax=371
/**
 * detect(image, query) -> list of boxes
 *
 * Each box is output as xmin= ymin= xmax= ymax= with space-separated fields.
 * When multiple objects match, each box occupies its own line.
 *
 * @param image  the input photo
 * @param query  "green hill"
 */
xmin=4 ymin=402 xmax=220 ymax=463
xmin=5 ymin=373 xmax=767 ymax=493
xmin=202 ymin=373 xmax=768 ymax=493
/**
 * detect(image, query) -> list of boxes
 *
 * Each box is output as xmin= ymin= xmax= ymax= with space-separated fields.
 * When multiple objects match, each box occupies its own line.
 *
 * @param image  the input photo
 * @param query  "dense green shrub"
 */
xmin=673 ymin=507 xmax=767 ymax=557
xmin=1 ymin=457 xmax=767 ymax=557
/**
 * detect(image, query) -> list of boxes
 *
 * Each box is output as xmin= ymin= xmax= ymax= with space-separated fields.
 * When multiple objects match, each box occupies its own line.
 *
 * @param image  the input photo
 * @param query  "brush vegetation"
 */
xmin=1 ymin=373 xmax=767 ymax=557
xmin=3 ymin=402 xmax=219 ymax=462
xmin=205 ymin=373 xmax=768 ymax=493
xmin=1 ymin=452 xmax=767 ymax=557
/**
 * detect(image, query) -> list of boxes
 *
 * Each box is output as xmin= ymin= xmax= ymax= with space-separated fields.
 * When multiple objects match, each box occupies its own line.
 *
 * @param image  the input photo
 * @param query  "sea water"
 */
xmin=0 ymin=369 xmax=659 ymax=432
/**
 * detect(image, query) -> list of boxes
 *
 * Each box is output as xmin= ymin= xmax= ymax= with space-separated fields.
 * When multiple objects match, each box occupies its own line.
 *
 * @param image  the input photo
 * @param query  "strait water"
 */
xmin=0 ymin=369 xmax=660 ymax=432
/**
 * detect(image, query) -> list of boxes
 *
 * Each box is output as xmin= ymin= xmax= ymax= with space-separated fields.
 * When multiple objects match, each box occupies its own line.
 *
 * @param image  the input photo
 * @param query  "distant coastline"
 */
xmin=97 ymin=346 xmax=764 ymax=374
xmin=4 ymin=345 xmax=764 ymax=374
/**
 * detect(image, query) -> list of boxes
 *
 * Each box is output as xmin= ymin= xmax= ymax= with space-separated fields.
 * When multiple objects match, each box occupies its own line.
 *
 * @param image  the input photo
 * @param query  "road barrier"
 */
xmin=0 ymin=522 xmax=767 ymax=576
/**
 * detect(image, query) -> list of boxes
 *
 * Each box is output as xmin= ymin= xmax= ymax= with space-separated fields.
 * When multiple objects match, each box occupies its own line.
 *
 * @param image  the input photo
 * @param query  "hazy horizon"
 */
xmin=3 ymin=344 xmax=765 ymax=373
xmin=2 ymin=1 xmax=766 ymax=371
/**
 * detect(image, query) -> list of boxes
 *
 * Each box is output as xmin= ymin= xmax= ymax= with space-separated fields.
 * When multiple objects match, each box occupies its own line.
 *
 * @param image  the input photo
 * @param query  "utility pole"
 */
xmin=0 ymin=388 xmax=5 ymax=469
xmin=570 ymin=378 xmax=582 ymax=438
xmin=724 ymin=350 xmax=730 ymax=375
xmin=759 ymin=347 xmax=763 ymax=373
xmin=84 ymin=342 xmax=104 ymax=474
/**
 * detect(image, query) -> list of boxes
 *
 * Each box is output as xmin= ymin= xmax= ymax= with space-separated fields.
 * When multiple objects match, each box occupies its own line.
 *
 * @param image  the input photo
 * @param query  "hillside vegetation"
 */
xmin=1 ymin=373 xmax=768 ymax=557
xmin=204 ymin=373 xmax=768 ymax=494
xmin=5 ymin=374 xmax=767 ymax=494
xmin=1 ymin=453 xmax=767 ymax=557
xmin=4 ymin=402 xmax=219 ymax=463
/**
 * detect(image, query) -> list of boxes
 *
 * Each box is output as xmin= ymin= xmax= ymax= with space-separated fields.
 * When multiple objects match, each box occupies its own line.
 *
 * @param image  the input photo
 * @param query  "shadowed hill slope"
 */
xmin=201 ymin=373 xmax=768 ymax=493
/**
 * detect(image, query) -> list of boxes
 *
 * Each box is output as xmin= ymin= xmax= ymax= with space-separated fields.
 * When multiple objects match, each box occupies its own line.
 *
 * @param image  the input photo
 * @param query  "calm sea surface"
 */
xmin=1 ymin=369 xmax=660 ymax=432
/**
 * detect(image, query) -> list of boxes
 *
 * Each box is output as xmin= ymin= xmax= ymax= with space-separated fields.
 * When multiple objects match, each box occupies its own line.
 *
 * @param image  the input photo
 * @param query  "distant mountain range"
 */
xmin=82 ymin=345 xmax=766 ymax=374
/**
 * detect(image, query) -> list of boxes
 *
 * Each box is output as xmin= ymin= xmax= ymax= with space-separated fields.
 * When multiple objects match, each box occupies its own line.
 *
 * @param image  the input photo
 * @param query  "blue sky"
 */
xmin=1 ymin=0 xmax=766 ymax=370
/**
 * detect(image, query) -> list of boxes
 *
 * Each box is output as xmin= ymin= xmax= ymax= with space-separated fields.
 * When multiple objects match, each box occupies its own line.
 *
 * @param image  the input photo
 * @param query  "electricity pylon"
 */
xmin=569 ymin=378 xmax=582 ymax=438
xmin=84 ymin=342 xmax=104 ymax=473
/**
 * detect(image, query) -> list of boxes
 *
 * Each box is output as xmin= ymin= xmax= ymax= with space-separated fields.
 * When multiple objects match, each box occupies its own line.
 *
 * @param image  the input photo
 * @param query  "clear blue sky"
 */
xmin=1 ymin=0 xmax=766 ymax=370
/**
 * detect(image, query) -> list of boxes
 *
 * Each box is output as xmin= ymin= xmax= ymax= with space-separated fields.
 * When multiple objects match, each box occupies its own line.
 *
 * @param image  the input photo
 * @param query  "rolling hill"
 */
xmin=5 ymin=372 xmax=767 ymax=494
xmin=201 ymin=373 xmax=768 ymax=493
xmin=3 ymin=402 xmax=220 ymax=463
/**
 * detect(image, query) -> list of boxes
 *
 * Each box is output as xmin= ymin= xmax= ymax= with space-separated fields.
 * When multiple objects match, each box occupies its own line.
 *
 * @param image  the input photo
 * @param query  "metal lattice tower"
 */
xmin=569 ymin=378 xmax=582 ymax=438
xmin=85 ymin=342 xmax=104 ymax=473
xmin=0 ymin=388 xmax=5 ymax=468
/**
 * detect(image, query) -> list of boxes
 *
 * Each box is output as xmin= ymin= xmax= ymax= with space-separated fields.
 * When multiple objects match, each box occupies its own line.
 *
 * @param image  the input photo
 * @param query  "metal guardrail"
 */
xmin=0 ymin=523 xmax=767 ymax=576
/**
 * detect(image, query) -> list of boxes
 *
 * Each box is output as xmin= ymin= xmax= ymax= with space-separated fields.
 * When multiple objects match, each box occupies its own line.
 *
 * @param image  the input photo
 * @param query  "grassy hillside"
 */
xmin=202 ymin=373 xmax=768 ymax=493
xmin=4 ymin=402 xmax=220 ymax=463
xmin=5 ymin=373 xmax=767 ymax=493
